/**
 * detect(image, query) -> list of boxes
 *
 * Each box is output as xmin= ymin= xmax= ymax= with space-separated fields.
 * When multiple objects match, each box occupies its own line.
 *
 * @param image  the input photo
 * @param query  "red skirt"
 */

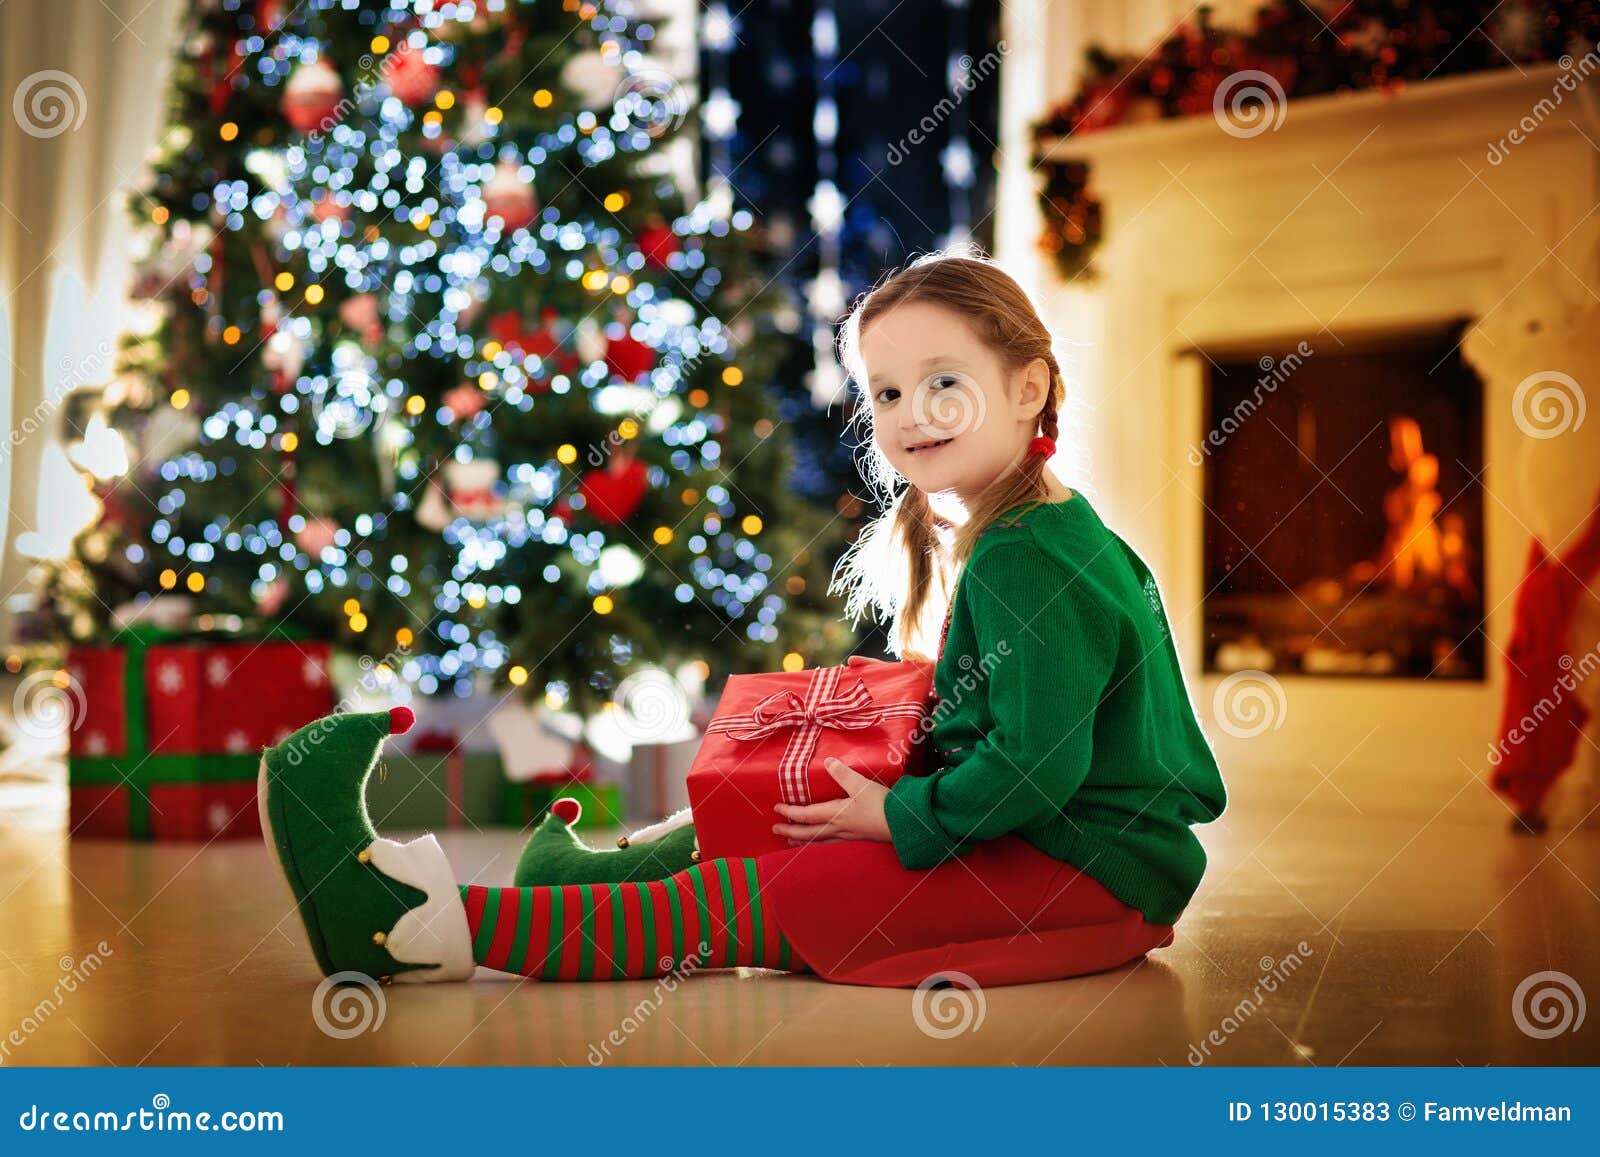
xmin=757 ymin=835 xmax=1176 ymax=988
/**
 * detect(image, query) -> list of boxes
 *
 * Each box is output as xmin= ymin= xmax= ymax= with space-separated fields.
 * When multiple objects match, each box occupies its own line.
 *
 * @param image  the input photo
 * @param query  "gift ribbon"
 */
xmin=703 ymin=664 xmax=926 ymax=805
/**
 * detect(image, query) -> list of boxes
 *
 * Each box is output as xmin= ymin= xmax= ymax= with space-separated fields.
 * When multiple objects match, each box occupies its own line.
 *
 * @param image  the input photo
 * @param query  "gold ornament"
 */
xmin=371 ymin=931 xmax=387 ymax=946
xmin=357 ymin=848 xmax=372 ymax=864
xmin=616 ymin=836 xmax=630 ymax=849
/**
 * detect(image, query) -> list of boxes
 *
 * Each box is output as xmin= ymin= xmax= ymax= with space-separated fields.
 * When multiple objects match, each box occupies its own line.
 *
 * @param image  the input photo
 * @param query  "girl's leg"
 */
xmin=460 ymin=857 xmax=808 ymax=979
xmin=758 ymin=835 xmax=1174 ymax=988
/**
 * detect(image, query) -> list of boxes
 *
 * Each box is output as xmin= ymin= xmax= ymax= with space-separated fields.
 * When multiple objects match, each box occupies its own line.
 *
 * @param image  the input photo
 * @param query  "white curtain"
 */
xmin=0 ymin=0 xmax=183 ymax=644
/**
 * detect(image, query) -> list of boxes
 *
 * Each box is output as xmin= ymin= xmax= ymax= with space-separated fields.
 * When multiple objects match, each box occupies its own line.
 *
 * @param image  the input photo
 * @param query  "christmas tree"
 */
xmin=44 ymin=0 xmax=851 ymax=719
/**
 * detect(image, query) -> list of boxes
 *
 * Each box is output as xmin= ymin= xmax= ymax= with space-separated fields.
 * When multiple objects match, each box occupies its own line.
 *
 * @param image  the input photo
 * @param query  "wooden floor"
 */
xmin=2 ymin=767 xmax=1598 ymax=1066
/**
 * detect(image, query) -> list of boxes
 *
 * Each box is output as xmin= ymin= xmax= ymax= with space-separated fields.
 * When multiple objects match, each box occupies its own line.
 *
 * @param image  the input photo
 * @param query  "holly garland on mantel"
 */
xmin=39 ymin=0 xmax=852 ymax=721
xmin=1032 ymin=0 xmax=1600 ymax=280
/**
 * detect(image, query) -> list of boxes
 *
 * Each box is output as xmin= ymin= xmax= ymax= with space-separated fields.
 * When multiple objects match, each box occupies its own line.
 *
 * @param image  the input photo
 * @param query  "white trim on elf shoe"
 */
xmin=624 ymin=805 xmax=695 ymax=846
xmin=366 ymin=835 xmax=476 ymax=983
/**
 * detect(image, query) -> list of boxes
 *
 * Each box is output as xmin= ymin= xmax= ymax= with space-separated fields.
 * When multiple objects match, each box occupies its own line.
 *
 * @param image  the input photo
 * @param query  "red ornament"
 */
xmin=386 ymin=47 xmax=440 ymax=107
xmin=282 ymin=59 xmax=343 ymax=134
xmin=605 ymin=328 xmax=656 ymax=383
xmin=483 ymin=160 xmax=537 ymax=231
xmin=578 ymin=455 xmax=649 ymax=524
xmin=637 ymin=220 xmax=680 ymax=269
xmin=550 ymin=796 xmax=582 ymax=825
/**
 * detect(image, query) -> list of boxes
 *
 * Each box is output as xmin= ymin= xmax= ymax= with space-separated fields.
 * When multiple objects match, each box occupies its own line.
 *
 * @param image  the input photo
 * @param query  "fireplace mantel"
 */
xmin=1036 ymin=63 xmax=1600 ymax=183
xmin=1022 ymin=62 xmax=1600 ymax=793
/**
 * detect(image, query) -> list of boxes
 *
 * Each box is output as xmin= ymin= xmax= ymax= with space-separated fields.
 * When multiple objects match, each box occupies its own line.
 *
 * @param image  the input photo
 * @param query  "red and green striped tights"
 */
xmin=458 ymin=856 xmax=807 ymax=980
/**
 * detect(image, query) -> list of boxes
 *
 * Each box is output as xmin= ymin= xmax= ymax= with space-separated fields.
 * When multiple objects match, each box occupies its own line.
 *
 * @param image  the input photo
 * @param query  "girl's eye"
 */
xmin=931 ymin=375 xmax=961 ymax=389
xmin=874 ymin=388 xmax=899 ymax=404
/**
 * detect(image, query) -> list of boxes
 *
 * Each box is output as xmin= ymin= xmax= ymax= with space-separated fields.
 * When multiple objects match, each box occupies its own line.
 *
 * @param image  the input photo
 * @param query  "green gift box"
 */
xmin=501 ymin=780 xmax=622 ymax=829
xmin=366 ymin=749 xmax=508 ymax=829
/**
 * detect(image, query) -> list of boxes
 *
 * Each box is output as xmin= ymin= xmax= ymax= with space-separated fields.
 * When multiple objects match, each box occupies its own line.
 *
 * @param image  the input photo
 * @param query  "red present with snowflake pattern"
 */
xmin=686 ymin=655 xmax=935 ymax=859
xmin=66 ymin=628 xmax=335 ymax=840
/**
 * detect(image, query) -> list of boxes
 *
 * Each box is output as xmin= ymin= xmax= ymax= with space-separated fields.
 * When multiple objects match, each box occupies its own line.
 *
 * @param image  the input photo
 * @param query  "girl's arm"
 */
xmin=882 ymin=539 xmax=1118 ymax=869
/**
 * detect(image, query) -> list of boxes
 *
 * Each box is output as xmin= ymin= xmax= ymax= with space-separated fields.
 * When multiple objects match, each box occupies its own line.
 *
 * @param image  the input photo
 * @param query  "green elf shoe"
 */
xmin=258 ymin=705 xmax=474 ymax=984
xmin=513 ymin=800 xmax=699 ymax=887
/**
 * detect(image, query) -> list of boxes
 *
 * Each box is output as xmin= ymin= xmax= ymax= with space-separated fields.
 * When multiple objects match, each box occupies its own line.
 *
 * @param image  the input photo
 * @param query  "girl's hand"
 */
xmin=772 ymin=757 xmax=892 ymax=844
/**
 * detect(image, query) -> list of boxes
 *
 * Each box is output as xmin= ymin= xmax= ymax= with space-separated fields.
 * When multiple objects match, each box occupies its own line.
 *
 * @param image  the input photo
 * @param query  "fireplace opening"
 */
xmin=1198 ymin=323 xmax=1486 ymax=680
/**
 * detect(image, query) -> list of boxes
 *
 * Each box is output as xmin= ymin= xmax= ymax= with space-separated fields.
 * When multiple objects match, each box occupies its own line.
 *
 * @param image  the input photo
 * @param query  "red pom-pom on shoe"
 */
xmin=549 ymin=797 xmax=582 ymax=826
xmin=388 ymin=705 xmax=416 ymax=736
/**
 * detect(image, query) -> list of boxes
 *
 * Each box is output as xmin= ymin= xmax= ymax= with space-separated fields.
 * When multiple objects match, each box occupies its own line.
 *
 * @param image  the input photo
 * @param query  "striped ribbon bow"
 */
xmin=704 ymin=664 xmax=926 ymax=805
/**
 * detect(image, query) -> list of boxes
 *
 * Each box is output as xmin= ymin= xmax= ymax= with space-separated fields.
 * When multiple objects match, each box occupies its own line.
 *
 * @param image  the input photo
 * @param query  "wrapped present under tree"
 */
xmin=67 ymin=627 xmax=335 ymax=840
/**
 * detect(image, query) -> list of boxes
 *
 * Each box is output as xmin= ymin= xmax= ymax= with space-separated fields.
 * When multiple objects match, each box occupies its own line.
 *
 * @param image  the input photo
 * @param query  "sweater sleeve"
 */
xmin=883 ymin=539 xmax=1119 ymax=870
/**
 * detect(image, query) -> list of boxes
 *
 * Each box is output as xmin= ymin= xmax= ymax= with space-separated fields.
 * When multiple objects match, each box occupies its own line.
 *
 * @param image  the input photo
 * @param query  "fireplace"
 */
xmin=1199 ymin=324 xmax=1486 ymax=680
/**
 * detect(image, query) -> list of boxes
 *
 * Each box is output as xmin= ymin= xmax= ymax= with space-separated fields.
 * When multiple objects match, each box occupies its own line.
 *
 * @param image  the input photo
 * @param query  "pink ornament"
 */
xmin=282 ymin=59 xmax=343 ymax=134
xmin=386 ymin=47 xmax=441 ymax=107
xmin=443 ymin=384 xmax=486 ymax=420
xmin=255 ymin=578 xmax=288 ymax=616
xmin=483 ymin=160 xmax=537 ymax=232
xmin=311 ymin=198 xmax=350 ymax=225
xmin=295 ymin=516 xmax=340 ymax=557
xmin=338 ymin=293 xmax=382 ymax=343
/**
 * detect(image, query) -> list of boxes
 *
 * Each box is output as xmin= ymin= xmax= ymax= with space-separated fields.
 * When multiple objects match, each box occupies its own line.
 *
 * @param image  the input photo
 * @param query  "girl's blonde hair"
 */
xmin=829 ymin=247 xmax=1066 ymax=662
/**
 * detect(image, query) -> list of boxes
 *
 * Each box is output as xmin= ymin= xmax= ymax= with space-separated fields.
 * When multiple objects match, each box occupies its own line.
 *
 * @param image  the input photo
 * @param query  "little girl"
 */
xmin=259 ymin=250 xmax=1227 ymax=988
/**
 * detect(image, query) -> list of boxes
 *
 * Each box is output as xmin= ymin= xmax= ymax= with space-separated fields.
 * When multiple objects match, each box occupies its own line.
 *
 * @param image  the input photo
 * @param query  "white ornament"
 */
xmin=561 ymin=51 xmax=624 ymax=107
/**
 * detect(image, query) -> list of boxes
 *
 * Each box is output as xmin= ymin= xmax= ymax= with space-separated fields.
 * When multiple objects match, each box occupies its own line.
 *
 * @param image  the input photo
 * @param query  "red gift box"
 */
xmin=67 ymin=630 xmax=335 ymax=840
xmin=687 ymin=655 xmax=934 ymax=859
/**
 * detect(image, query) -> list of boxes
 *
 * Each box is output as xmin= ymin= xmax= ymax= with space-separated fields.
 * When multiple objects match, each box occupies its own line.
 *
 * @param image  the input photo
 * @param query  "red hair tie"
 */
xmin=1028 ymin=434 xmax=1056 ymax=458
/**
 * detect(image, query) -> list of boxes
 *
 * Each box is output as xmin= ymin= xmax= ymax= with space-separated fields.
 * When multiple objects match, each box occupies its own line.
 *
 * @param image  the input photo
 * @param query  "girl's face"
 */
xmin=860 ymin=300 xmax=1049 ymax=505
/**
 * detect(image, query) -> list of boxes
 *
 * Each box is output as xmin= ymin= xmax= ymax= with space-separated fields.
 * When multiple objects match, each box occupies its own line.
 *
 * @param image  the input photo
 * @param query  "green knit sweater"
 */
xmin=883 ymin=493 xmax=1227 ymax=925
